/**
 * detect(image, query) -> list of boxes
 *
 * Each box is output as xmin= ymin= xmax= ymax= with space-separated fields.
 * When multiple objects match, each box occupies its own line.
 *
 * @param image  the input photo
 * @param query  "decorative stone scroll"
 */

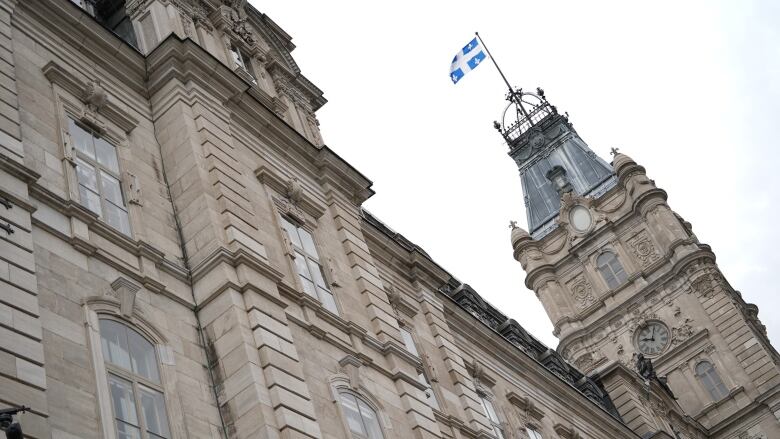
xmin=627 ymin=229 xmax=660 ymax=268
xmin=568 ymin=274 xmax=595 ymax=310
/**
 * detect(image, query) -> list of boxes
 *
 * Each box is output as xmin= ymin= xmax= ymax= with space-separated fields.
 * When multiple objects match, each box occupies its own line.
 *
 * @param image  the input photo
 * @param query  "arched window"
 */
xmin=695 ymin=361 xmax=729 ymax=401
xmin=99 ymin=319 xmax=170 ymax=439
xmin=597 ymin=252 xmax=627 ymax=289
xmin=526 ymin=426 xmax=543 ymax=439
xmin=338 ymin=391 xmax=384 ymax=439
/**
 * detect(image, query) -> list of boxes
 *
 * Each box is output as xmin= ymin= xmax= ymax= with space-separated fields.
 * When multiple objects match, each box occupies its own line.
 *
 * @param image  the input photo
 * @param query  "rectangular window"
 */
xmin=417 ymin=372 xmax=440 ymax=410
xmin=69 ymin=118 xmax=131 ymax=235
xmin=479 ymin=396 xmax=504 ymax=439
xmin=400 ymin=328 xmax=418 ymax=357
xmin=526 ymin=427 xmax=543 ymax=439
xmin=230 ymin=45 xmax=257 ymax=84
xmin=280 ymin=217 xmax=338 ymax=314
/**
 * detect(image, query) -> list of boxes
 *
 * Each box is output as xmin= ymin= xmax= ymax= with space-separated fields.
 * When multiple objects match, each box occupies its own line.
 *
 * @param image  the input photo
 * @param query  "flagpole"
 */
xmin=475 ymin=32 xmax=530 ymax=120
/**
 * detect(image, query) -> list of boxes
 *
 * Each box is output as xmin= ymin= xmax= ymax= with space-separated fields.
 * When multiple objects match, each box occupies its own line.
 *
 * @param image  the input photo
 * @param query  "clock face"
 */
xmin=636 ymin=322 xmax=670 ymax=356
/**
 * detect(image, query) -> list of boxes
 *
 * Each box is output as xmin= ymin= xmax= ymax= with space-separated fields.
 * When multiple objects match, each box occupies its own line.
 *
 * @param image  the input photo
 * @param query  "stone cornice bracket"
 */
xmin=466 ymin=359 xmax=497 ymax=389
xmin=338 ymin=354 xmax=364 ymax=390
xmin=553 ymin=423 xmax=583 ymax=439
xmin=505 ymin=391 xmax=545 ymax=420
xmin=111 ymin=276 xmax=142 ymax=317
xmin=42 ymin=61 xmax=139 ymax=134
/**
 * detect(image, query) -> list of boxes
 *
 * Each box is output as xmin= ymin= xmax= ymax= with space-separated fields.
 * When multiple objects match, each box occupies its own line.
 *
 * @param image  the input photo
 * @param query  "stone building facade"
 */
xmin=0 ymin=1 xmax=775 ymax=439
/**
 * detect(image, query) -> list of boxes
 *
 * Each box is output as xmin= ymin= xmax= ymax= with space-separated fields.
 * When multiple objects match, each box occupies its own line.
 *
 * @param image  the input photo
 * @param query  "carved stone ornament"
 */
xmin=125 ymin=171 xmax=142 ymax=206
xmin=338 ymin=355 xmax=363 ymax=391
xmin=671 ymin=317 xmax=695 ymax=347
xmin=568 ymin=274 xmax=595 ymax=310
xmin=286 ymin=177 xmax=303 ymax=203
xmin=110 ymin=277 xmax=141 ymax=317
xmin=274 ymin=195 xmax=306 ymax=225
xmin=627 ymin=307 xmax=659 ymax=332
xmin=84 ymin=79 xmax=108 ymax=113
xmin=626 ymin=230 xmax=660 ymax=268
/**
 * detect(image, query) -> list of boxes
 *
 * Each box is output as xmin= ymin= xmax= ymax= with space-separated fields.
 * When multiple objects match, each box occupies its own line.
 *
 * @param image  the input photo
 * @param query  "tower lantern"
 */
xmin=495 ymin=89 xmax=615 ymax=238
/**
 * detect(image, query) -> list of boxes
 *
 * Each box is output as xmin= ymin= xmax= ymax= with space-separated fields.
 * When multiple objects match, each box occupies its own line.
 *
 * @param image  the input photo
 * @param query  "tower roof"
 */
xmin=496 ymin=89 xmax=616 ymax=238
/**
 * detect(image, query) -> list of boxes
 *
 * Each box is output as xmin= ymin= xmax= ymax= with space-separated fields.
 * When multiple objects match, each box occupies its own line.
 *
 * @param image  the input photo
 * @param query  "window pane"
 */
xmin=298 ymin=228 xmax=318 ymax=257
xmin=281 ymin=219 xmax=302 ymax=249
xmin=100 ymin=320 xmax=131 ymax=370
xmin=319 ymin=289 xmax=338 ymax=314
xmin=294 ymin=252 xmax=312 ymax=280
xmin=79 ymin=185 xmax=102 ymax=215
xmin=307 ymin=259 xmax=329 ymax=289
xmin=526 ymin=427 xmax=543 ymax=439
xmin=300 ymin=278 xmax=317 ymax=297
xmin=128 ymin=329 xmax=160 ymax=383
xmin=116 ymin=421 xmax=141 ymax=439
xmin=418 ymin=372 xmax=439 ymax=410
xmin=108 ymin=374 xmax=139 ymax=425
xmin=101 ymin=171 xmax=124 ymax=205
xmin=493 ymin=426 xmax=505 ymax=439
xmin=139 ymin=385 xmax=170 ymax=438
xmin=69 ymin=119 xmax=95 ymax=159
xmin=357 ymin=398 xmax=383 ymax=439
xmin=481 ymin=397 xmax=498 ymax=423
xmin=95 ymin=137 xmax=120 ymax=173
xmin=339 ymin=393 xmax=367 ymax=436
xmin=400 ymin=329 xmax=418 ymax=356
xmin=105 ymin=202 xmax=131 ymax=235
xmin=76 ymin=158 xmax=98 ymax=190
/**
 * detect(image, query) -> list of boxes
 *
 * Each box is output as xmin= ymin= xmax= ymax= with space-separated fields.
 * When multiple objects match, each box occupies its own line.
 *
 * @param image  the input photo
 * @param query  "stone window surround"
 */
xmin=278 ymin=213 xmax=341 ymax=315
xmin=476 ymin=387 xmax=506 ymax=439
xmin=398 ymin=323 xmax=443 ymax=412
xmin=68 ymin=118 xmax=132 ymax=236
xmin=43 ymin=61 xmax=141 ymax=244
xmin=328 ymin=375 xmax=390 ymax=439
xmin=84 ymin=298 xmax=180 ymax=439
xmin=694 ymin=359 xmax=729 ymax=402
xmin=595 ymin=250 xmax=628 ymax=290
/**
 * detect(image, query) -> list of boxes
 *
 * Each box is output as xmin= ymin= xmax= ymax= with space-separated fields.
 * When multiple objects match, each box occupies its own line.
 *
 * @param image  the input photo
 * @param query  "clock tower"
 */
xmin=501 ymin=89 xmax=780 ymax=438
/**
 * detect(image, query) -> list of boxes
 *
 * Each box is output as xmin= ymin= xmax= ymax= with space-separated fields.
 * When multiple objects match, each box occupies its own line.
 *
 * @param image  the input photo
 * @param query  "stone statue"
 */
xmin=636 ymin=353 xmax=656 ymax=380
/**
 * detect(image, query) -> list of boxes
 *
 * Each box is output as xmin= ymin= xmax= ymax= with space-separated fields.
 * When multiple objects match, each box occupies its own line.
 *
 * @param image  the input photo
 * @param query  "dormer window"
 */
xmin=69 ymin=0 xmax=138 ymax=48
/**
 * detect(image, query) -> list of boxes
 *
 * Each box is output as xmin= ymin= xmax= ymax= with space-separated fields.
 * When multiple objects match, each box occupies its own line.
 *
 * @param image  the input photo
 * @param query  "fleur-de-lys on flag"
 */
xmin=450 ymin=37 xmax=487 ymax=84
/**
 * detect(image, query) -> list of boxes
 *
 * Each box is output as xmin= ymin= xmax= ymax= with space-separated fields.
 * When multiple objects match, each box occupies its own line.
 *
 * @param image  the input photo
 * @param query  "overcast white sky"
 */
xmin=253 ymin=1 xmax=780 ymax=348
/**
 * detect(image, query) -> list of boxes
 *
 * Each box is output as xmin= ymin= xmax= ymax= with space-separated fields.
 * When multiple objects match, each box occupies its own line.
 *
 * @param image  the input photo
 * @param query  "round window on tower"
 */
xmin=569 ymin=205 xmax=593 ymax=233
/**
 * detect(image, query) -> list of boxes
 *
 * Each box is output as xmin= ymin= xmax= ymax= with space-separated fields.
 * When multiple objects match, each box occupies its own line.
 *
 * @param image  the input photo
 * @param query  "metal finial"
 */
xmin=536 ymin=87 xmax=545 ymax=98
xmin=493 ymin=121 xmax=501 ymax=131
xmin=610 ymin=147 xmax=620 ymax=156
xmin=509 ymin=220 xmax=518 ymax=229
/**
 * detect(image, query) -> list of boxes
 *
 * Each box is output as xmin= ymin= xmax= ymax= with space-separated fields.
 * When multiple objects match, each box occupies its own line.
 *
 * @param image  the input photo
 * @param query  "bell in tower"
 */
xmin=496 ymin=88 xmax=615 ymax=238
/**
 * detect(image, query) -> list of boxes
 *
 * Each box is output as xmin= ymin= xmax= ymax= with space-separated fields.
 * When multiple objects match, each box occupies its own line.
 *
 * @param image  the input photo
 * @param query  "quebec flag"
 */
xmin=450 ymin=37 xmax=487 ymax=84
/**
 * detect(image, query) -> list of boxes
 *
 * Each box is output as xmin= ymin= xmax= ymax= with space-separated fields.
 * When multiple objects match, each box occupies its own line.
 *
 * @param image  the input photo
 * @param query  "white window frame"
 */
xmin=99 ymin=317 xmax=171 ymax=439
xmin=398 ymin=325 xmax=441 ymax=411
xmin=84 ymin=301 xmax=180 ymax=439
xmin=280 ymin=216 xmax=339 ymax=314
xmin=596 ymin=251 xmax=627 ymax=289
xmin=68 ymin=117 xmax=132 ymax=235
xmin=328 ymin=377 xmax=389 ymax=439
xmin=526 ymin=426 xmax=543 ymax=439
xmin=695 ymin=360 xmax=729 ymax=402
xmin=478 ymin=394 xmax=505 ymax=439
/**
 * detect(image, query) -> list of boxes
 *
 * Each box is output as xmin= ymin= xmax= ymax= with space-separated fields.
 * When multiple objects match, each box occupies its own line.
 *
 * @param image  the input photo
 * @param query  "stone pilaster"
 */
xmin=419 ymin=291 xmax=493 ymax=437
xmin=0 ymin=1 xmax=49 ymax=437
